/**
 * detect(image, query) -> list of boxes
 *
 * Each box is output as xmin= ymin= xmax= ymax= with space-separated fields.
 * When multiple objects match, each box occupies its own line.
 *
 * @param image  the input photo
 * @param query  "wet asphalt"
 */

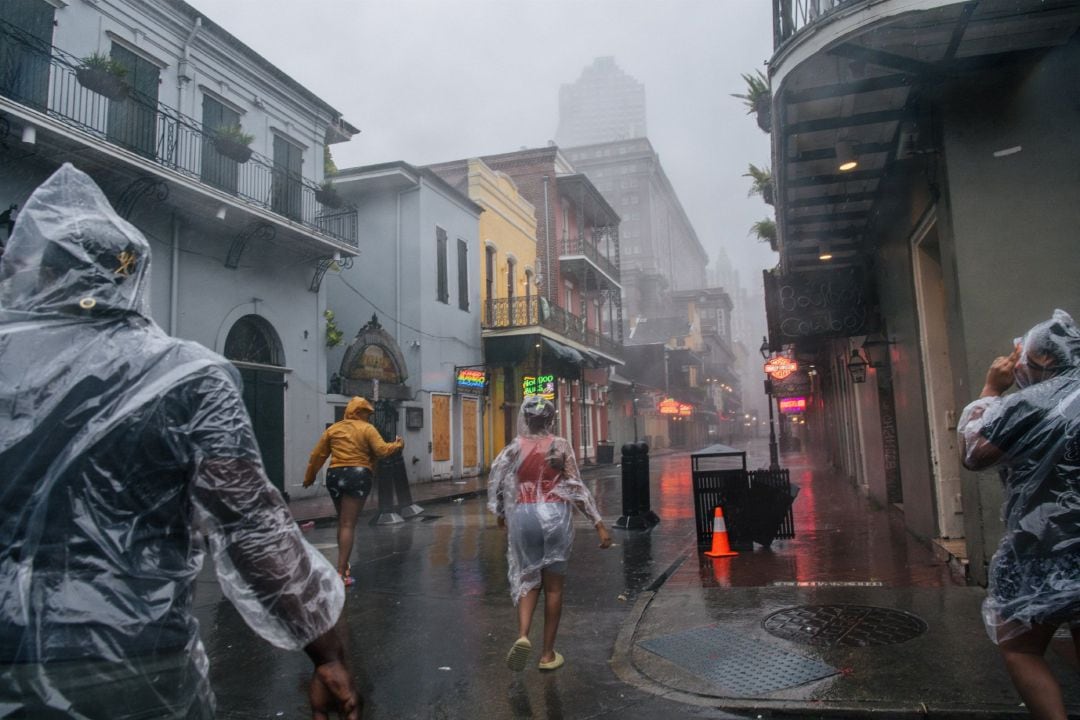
xmin=192 ymin=438 xmax=1079 ymax=719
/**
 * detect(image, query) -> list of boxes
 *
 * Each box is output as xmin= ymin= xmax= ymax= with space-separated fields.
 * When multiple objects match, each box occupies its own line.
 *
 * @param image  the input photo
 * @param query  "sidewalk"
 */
xmin=610 ymin=440 xmax=1080 ymax=718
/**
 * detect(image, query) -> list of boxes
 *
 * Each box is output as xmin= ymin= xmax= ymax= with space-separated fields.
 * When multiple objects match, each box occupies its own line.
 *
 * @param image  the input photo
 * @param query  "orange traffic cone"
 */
xmin=704 ymin=506 xmax=738 ymax=558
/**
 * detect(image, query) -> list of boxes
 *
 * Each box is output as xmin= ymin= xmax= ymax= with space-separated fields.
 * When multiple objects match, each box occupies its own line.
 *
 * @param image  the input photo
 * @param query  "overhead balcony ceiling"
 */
xmin=771 ymin=0 xmax=1080 ymax=273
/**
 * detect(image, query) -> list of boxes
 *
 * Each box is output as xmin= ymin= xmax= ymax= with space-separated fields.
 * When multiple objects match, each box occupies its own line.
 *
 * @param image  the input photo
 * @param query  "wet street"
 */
xmin=192 ymin=439 xmax=1077 ymax=718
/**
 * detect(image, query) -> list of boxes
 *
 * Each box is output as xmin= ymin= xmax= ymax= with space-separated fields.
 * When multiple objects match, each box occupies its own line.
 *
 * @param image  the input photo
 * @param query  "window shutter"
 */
xmin=457 ymin=239 xmax=469 ymax=310
xmin=436 ymin=227 xmax=448 ymax=303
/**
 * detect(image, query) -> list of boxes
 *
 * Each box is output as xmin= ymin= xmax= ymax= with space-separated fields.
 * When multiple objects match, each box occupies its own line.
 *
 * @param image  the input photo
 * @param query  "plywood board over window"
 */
xmin=462 ymin=396 xmax=478 ymax=469
xmin=432 ymin=394 xmax=451 ymax=462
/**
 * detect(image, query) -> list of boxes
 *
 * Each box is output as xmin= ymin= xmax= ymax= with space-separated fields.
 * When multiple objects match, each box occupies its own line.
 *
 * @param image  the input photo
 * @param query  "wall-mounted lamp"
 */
xmin=836 ymin=141 xmax=858 ymax=172
xmin=818 ymin=246 xmax=833 ymax=261
xmin=847 ymin=348 xmax=868 ymax=383
xmin=21 ymin=125 xmax=36 ymax=145
xmin=759 ymin=336 xmax=770 ymax=359
xmin=215 ymin=205 xmax=227 ymax=221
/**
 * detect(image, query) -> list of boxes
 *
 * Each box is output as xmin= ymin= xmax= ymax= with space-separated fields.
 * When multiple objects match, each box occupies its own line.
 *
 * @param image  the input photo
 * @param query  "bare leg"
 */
xmin=999 ymin=622 xmax=1066 ymax=720
xmin=539 ymin=569 xmax=564 ymax=664
xmin=336 ymin=494 xmax=366 ymax=577
xmin=517 ymin=587 xmax=541 ymax=639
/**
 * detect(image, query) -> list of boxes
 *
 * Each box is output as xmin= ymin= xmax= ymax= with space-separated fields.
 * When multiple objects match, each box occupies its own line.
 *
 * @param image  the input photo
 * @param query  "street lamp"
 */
xmin=847 ymin=348 xmax=868 ymax=384
xmin=760 ymin=336 xmax=780 ymax=471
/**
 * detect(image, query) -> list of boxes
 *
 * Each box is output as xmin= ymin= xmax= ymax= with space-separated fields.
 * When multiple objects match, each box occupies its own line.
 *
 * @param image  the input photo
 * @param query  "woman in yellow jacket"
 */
xmin=304 ymin=397 xmax=403 ymax=585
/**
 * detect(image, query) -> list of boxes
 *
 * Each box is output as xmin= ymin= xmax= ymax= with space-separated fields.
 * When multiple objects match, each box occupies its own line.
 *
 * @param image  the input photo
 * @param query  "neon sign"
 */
xmin=658 ymin=398 xmax=680 ymax=415
xmin=456 ymin=368 xmax=487 ymax=392
xmin=779 ymin=396 xmax=807 ymax=414
xmin=678 ymin=403 xmax=693 ymax=417
xmin=522 ymin=374 xmax=555 ymax=400
xmin=764 ymin=356 xmax=798 ymax=380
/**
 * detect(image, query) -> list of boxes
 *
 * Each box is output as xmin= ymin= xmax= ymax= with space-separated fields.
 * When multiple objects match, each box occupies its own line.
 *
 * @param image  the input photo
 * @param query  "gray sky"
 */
xmin=186 ymin=0 xmax=778 ymax=287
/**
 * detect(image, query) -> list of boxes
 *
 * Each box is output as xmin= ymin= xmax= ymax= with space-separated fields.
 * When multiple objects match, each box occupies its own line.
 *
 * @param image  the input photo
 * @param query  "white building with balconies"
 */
xmin=0 ymin=0 xmax=360 ymax=499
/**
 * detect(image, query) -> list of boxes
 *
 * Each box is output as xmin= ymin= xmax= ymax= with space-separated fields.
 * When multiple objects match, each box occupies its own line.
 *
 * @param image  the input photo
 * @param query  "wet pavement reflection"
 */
xmin=196 ymin=438 xmax=977 ymax=718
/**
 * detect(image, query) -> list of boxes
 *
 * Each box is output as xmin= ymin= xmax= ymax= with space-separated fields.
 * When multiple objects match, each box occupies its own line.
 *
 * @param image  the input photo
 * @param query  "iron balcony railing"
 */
xmin=484 ymin=296 xmax=623 ymax=360
xmin=560 ymin=227 xmax=620 ymax=285
xmin=773 ymin=0 xmax=864 ymax=48
xmin=0 ymin=19 xmax=357 ymax=247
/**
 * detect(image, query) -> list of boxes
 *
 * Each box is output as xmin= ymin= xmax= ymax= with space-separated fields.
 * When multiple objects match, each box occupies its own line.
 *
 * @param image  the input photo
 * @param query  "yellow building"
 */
xmin=464 ymin=159 xmax=539 ymax=466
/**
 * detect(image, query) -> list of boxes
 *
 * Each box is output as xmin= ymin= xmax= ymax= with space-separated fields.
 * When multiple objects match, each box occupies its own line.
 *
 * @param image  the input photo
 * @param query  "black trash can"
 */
xmin=596 ymin=441 xmax=614 ymax=465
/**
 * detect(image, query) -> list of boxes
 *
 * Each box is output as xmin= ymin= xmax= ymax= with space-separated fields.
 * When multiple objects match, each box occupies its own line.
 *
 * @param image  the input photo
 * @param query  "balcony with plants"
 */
xmin=483 ymin=295 xmax=623 ymax=362
xmin=0 ymin=18 xmax=357 ymax=249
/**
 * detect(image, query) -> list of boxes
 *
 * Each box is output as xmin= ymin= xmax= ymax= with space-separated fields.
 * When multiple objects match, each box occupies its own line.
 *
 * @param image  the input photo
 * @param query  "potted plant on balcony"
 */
xmin=212 ymin=124 xmax=255 ymax=163
xmin=315 ymin=180 xmax=344 ymax=209
xmin=732 ymin=70 xmax=771 ymax=133
xmin=750 ymin=217 xmax=778 ymax=253
xmin=747 ymin=162 xmax=773 ymax=205
xmin=75 ymin=53 xmax=130 ymax=101
xmin=744 ymin=163 xmax=774 ymax=206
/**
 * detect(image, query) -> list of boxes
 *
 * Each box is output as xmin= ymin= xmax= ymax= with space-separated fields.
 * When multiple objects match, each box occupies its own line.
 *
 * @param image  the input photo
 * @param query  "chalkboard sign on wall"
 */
xmin=763 ymin=267 xmax=878 ymax=346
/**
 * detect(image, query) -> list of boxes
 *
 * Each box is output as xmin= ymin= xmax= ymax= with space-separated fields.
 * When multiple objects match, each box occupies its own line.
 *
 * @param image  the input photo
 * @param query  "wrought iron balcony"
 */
xmin=484 ymin=296 xmax=623 ymax=360
xmin=0 ymin=19 xmax=357 ymax=248
xmin=559 ymin=226 xmax=620 ymax=289
xmin=773 ymin=0 xmax=864 ymax=48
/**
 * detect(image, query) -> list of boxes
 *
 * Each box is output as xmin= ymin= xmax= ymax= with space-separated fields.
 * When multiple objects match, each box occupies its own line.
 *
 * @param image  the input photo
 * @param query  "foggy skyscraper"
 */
xmin=555 ymin=56 xmax=647 ymax=147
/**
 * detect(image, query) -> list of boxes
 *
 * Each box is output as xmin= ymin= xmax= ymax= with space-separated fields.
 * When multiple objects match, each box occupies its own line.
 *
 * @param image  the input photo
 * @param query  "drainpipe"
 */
xmin=178 ymin=18 xmax=201 ymax=116
xmin=396 ymin=188 xmax=403 ymax=344
xmin=542 ymin=175 xmax=551 ymax=301
xmin=169 ymin=214 xmax=180 ymax=335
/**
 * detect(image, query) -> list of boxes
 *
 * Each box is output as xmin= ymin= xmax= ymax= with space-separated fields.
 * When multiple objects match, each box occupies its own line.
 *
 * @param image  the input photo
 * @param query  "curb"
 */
xmin=608 ymin=552 xmax=1034 ymax=719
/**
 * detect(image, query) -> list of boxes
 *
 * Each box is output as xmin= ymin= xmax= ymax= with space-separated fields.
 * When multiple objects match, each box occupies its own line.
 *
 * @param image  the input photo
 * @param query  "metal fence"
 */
xmin=483 ymin=295 xmax=623 ymax=360
xmin=774 ymin=0 xmax=865 ymax=48
xmin=0 ymin=19 xmax=358 ymax=248
xmin=561 ymin=228 xmax=620 ymax=283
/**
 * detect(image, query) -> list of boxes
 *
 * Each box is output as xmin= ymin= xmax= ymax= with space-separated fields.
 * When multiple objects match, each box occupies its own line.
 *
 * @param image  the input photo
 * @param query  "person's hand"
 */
xmin=597 ymin=522 xmax=613 ymax=549
xmin=497 ymin=516 xmax=506 ymax=531
xmin=303 ymin=478 xmax=314 ymax=488
xmin=982 ymin=345 xmax=1021 ymax=397
xmin=309 ymin=660 xmax=360 ymax=720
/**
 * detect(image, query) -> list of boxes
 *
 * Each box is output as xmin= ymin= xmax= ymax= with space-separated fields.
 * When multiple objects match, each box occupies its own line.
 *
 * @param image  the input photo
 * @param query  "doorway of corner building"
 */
xmin=431 ymin=393 xmax=453 ymax=480
xmin=225 ymin=314 xmax=287 ymax=498
xmin=911 ymin=207 xmax=963 ymax=540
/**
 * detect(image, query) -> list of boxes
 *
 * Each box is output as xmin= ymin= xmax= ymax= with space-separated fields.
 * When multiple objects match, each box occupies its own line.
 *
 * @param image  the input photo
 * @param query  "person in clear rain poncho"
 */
xmin=958 ymin=309 xmax=1080 ymax=720
xmin=0 ymin=164 xmax=358 ymax=719
xmin=488 ymin=396 xmax=612 ymax=672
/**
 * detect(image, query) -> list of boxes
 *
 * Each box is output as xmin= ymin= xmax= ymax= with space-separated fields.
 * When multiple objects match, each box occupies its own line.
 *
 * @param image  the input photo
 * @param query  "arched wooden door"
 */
xmin=225 ymin=315 xmax=287 ymax=495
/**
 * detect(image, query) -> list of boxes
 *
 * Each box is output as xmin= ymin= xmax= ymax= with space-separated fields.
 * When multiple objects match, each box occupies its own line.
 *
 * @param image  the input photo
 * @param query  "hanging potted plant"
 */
xmin=76 ymin=53 xmax=130 ymax=101
xmin=744 ymin=163 xmax=774 ymax=206
xmin=750 ymin=217 xmax=778 ymax=253
xmin=315 ymin=180 xmax=344 ymax=209
xmin=732 ymin=70 xmax=771 ymax=134
xmin=212 ymin=124 xmax=255 ymax=163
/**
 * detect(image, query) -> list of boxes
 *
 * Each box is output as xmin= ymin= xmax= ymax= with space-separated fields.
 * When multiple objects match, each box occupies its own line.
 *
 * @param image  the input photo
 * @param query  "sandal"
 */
xmin=538 ymin=651 xmax=564 ymax=671
xmin=506 ymin=637 xmax=532 ymax=671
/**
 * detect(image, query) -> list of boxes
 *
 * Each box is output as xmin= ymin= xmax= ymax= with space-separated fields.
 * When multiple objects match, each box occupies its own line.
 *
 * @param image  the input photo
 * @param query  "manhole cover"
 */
xmin=762 ymin=605 xmax=927 ymax=647
xmin=638 ymin=624 xmax=838 ymax=695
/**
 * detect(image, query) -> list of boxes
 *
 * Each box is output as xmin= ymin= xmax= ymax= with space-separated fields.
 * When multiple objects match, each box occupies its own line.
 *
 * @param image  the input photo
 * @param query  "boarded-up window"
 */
xmin=457 ymin=238 xmax=469 ymax=311
xmin=436 ymin=227 xmax=448 ymax=304
xmin=432 ymin=394 xmax=451 ymax=461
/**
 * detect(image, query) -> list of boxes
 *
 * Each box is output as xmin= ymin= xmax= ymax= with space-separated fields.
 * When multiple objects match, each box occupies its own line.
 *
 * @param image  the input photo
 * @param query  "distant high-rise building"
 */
xmin=555 ymin=57 xmax=646 ymax=147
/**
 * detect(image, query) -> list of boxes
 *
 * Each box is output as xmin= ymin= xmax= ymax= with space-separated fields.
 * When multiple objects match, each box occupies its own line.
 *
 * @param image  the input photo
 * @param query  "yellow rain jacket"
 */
xmin=304 ymin=397 xmax=404 ymax=484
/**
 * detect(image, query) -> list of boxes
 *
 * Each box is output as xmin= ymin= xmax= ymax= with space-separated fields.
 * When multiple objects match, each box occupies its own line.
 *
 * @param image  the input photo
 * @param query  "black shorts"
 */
xmin=326 ymin=466 xmax=373 ymax=501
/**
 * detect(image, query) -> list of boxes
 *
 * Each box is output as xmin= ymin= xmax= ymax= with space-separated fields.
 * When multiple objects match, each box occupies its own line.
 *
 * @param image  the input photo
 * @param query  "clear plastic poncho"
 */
xmin=957 ymin=309 xmax=1080 ymax=643
xmin=0 ymin=164 xmax=343 ymax=718
xmin=487 ymin=397 xmax=603 ymax=604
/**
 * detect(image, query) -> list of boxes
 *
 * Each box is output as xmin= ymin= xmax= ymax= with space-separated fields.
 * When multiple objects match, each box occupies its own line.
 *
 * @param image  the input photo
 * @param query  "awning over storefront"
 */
xmin=484 ymin=333 xmax=601 ymax=377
